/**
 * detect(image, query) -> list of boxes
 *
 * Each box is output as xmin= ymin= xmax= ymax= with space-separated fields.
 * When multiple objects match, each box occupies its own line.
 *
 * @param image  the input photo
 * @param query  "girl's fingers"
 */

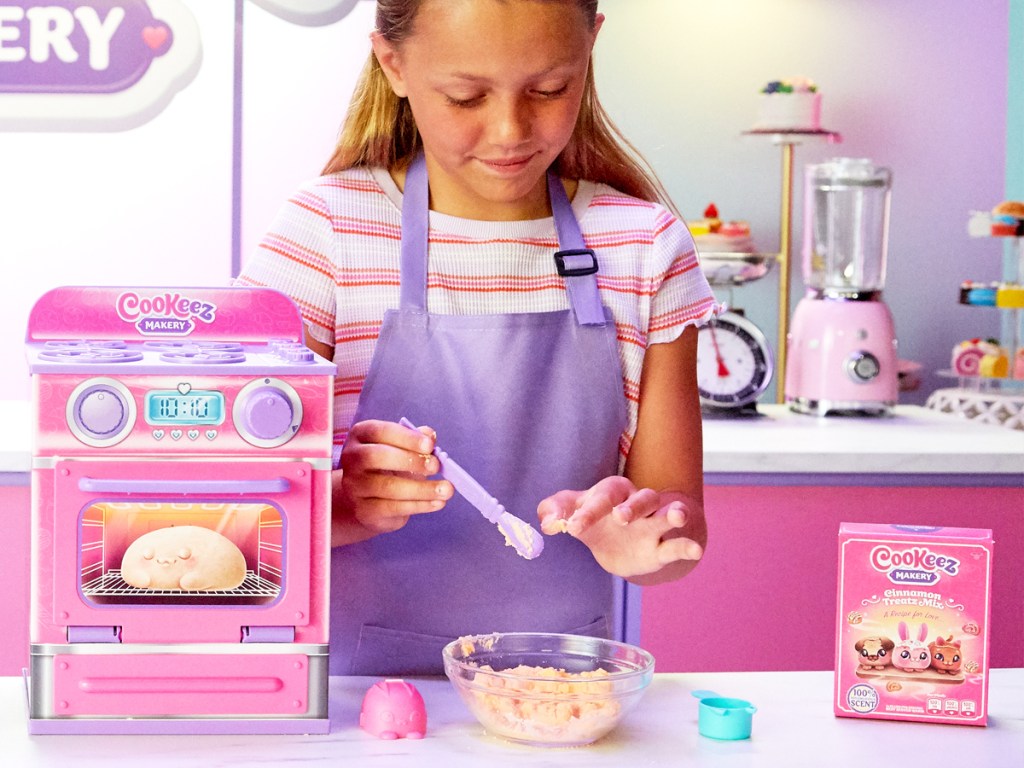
xmin=657 ymin=535 xmax=704 ymax=564
xmin=537 ymin=490 xmax=583 ymax=534
xmin=360 ymin=470 xmax=452 ymax=503
xmin=604 ymin=488 xmax=661 ymax=524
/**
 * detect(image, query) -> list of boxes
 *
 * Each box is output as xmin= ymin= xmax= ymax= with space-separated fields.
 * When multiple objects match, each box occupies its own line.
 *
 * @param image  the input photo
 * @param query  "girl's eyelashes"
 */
xmin=445 ymin=94 xmax=483 ymax=108
xmin=442 ymin=84 xmax=570 ymax=108
xmin=535 ymin=84 xmax=569 ymax=98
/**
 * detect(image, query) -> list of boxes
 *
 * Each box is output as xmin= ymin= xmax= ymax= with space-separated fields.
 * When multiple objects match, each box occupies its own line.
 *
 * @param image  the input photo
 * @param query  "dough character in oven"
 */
xmin=236 ymin=0 xmax=720 ymax=676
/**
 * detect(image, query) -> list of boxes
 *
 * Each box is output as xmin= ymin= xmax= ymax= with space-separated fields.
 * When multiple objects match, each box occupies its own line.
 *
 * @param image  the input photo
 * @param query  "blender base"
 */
xmin=701 ymin=402 xmax=768 ymax=419
xmin=787 ymin=396 xmax=894 ymax=417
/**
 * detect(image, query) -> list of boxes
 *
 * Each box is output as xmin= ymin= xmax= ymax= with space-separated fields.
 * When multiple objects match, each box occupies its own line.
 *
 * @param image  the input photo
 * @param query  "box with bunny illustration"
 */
xmin=834 ymin=523 xmax=992 ymax=726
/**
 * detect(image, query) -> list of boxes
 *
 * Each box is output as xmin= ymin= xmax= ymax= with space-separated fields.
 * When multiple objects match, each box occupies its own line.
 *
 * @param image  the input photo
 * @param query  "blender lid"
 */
xmin=810 ymin=157 xmax=892 ymax=187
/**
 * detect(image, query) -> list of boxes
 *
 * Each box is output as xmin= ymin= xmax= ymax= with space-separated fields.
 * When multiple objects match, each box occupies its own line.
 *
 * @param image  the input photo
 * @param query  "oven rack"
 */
xmin=82 ymin=570 xmax=280 ymax=599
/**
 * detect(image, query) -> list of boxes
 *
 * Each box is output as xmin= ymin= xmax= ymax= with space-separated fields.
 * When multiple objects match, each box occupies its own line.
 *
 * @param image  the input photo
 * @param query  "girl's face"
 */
xmin=374 ymin=0 xmax=602 ymax=221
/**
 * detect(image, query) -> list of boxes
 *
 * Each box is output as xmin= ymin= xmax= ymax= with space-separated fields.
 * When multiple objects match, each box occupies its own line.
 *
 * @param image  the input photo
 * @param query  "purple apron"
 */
xmin=330 ymin=154 xmax=628 ymax=675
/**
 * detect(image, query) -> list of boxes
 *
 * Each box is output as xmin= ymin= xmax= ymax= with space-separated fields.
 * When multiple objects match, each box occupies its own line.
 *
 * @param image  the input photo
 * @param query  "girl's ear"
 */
xmin=588 ymin=12 xmax=604 ymax=53
xmin=371 ymin=31 xmax=408 ymax=98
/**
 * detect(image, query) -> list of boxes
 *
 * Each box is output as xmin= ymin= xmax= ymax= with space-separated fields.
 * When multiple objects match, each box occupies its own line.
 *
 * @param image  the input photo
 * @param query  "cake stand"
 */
xmin=741 ymin=129 xmax=841 ymax=401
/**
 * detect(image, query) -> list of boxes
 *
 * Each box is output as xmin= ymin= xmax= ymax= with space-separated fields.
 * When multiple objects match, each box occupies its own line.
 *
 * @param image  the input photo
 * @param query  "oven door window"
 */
xmin=80 ymin=501 xmax=284 ymax=607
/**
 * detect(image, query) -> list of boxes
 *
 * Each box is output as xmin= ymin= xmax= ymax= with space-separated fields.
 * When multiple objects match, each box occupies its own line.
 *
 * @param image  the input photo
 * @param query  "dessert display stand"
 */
xmin=926 ymin=219 xmax=1024 ymax=430
xmin=740 ymin=129 xmax=841 ymax=401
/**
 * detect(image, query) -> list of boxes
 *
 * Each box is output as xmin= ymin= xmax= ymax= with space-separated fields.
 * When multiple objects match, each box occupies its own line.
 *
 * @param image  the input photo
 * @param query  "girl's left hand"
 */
xmin=537 ymin=476 xmax=705 ymax=581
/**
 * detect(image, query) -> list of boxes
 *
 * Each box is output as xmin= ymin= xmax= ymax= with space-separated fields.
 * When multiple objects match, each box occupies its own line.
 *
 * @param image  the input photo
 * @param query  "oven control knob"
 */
xmin=80 ymin=389 xmax=126 ymax=435
xmin=67 ymin=378 xmax=136 ymax=447
xmin=242 ymin=387 xmax=294 ymax=439
xmin=233 ymin=379 xmax=303 ymax=447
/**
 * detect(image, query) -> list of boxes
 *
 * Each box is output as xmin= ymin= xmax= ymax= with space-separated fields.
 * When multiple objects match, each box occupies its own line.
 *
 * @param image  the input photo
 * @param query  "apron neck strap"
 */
xmin=400 ymin=152 xmax=606 ymax=325
xmin=546 ymin=171 xmax=606 ymax=325
xmin=399 ymin=152 xmax=431 ymax=313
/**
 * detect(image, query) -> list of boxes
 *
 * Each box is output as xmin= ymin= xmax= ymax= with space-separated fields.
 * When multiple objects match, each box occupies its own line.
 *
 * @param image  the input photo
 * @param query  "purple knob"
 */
xmin=241 ymin=386 xmax=294 ymax=440
xmin=77 ymin=388 xmax=127 ymax=436
xmin=283 ymin=346 xmax=315 ymax=363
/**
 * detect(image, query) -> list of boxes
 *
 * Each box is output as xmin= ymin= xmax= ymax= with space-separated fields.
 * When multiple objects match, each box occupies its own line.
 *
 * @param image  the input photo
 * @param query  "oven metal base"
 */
xmin=27 ymin=643 xmax=330 ymax=735
xmin=27 ymin=714 xmax=331 ymax=735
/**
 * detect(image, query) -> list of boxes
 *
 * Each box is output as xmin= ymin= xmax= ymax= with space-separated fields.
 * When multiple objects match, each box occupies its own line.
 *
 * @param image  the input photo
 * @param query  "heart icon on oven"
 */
xmin=170 ymin=430 xmax=183 ymax=440
xmin=187 ymin=430 xmax=200 ymax=441
xmin=177 ymin=383 xmax=192 ymax=395
xmin=205 ymin=430 xmax=217 ymax=440
xmin=153 ymin=430 xmax=165 ymax=440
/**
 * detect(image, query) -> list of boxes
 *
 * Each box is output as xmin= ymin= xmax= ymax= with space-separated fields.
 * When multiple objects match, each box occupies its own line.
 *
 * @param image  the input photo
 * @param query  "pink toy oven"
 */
xmin=834 ymin=523 xmax=993 ymax=727
xmin=25 ymin=287 xmax=335 ymax=734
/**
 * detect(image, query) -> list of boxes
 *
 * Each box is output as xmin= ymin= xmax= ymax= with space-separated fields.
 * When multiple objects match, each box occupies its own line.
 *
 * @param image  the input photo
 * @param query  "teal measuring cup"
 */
xmin=691 ymin=690 xmax=757 ymax=740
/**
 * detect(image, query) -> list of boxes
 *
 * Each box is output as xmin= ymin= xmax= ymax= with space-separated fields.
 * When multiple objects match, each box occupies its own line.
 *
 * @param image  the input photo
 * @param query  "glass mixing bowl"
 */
xmin=442 ymin=632 xmax=655 ymax=747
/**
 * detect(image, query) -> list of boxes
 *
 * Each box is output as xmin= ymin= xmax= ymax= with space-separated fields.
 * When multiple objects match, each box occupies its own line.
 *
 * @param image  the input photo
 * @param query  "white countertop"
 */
xmin=702 ymin=405 xmax=1024 ymax=476
xmin=1 ymin=401 xmax=1022 ymax=478
xmin=4 ymin=670 xmax=1022 ymax=767
xmin=0 ymin=400 xmax=30 ymax=475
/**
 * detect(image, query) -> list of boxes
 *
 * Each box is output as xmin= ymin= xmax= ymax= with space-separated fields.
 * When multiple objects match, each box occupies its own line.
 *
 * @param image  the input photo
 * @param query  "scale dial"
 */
xmin=696 ymin=311 xmax=774 ymax=408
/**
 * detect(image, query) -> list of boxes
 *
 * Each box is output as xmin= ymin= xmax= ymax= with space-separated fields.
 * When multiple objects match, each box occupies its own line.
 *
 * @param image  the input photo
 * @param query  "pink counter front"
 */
xmin=642 ymin=484 xmax=1022 ymax=672
xmin=641 ymin=405 xmax=1023 ymax=672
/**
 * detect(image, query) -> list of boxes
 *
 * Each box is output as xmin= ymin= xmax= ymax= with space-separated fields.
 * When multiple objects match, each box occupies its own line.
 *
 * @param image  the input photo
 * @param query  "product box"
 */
xmin=834 ymin=523 xmax=992 ymax=726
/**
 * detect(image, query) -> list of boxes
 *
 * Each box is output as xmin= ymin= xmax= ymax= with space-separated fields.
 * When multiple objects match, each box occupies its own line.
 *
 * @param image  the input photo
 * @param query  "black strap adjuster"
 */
xmin=554 ymin=248 xmax=598 ymax=277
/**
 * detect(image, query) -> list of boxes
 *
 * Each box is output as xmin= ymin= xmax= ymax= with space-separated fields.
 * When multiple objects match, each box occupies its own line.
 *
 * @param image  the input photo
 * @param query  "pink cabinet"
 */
xmin=0 ymin=484 xmax=29 ymax=674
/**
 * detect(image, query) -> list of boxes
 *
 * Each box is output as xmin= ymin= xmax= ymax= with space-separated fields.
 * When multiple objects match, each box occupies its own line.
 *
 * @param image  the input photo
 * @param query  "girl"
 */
xmin=236 ymin=0 xmax=719 ymax=675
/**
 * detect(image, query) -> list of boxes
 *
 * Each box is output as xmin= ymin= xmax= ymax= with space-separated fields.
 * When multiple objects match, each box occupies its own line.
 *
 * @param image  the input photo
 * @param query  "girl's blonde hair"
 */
xmin=322 ymin=0 xmax=673 ymax=207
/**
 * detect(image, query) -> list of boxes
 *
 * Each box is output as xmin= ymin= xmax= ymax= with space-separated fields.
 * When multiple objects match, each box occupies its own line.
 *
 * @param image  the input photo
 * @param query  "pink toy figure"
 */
xmin=120 ymin=526 xmax=247 ymax=591
xmin=360 ymin=679 xmax=427 ymax=739
xmin=854 ymin=636 xmax=895 ymax=670
xmin=929 ymin=635 xmax=963 ymax=675
xmin=892 ymin=622 xmax=930 ymax=672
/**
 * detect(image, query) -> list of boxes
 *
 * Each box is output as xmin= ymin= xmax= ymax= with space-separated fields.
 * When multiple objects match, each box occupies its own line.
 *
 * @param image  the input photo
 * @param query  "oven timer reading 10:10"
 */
xmin=144 ymin=390 xmax=226 ymax=425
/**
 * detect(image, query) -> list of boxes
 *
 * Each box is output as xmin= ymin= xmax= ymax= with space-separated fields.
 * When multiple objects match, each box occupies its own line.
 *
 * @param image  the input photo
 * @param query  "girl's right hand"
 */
xmin=332 ymin=419 xmax=453 ymax=543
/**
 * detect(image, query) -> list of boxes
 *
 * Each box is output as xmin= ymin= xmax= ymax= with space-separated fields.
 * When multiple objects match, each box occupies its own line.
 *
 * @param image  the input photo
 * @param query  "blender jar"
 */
xmin=802 ymin=158 xmax=892 ymax=295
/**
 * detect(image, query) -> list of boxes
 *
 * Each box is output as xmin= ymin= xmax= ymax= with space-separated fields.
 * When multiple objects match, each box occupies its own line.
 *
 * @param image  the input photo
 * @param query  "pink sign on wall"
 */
xmin=0 ymin=0 xmax=201 ymax=130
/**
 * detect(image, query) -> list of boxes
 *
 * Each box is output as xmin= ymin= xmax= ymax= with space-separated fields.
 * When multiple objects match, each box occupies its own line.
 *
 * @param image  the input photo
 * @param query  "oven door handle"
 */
xmin=77 ymin=477 xmax=292 ymax=495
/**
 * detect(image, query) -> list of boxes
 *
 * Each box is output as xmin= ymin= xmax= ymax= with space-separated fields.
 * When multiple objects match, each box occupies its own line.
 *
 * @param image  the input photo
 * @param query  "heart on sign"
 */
xmin=142 ymin=25 xmax=170 ymax=51
xmin=177 ymin=383 xmax=191 ymax=395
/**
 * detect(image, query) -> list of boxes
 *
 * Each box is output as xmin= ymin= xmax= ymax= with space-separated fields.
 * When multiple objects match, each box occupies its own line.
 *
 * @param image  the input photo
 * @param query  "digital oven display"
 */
xmin=144 ymin=390 xmax=225 ymax=425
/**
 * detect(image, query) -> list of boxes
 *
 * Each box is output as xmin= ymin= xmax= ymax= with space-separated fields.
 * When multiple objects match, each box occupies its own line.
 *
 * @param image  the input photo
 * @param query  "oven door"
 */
xmin=49 ymin=459 xmax=315 ymax=644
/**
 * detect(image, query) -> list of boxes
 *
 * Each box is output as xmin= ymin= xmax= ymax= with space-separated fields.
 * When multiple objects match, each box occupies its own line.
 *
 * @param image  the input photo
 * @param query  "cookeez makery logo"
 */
xmin=116 ymin=289 xmax=217 ymax=336
xmin=869 ymin=544 xmax=961 ymax=587
xmin=0 ymin=0 xmax=201 ymax=131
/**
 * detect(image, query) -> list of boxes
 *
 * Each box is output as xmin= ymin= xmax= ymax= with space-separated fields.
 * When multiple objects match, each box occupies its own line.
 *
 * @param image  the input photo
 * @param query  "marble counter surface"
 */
xmin=2 ymin=401 xmax=1022 ymax=479
xmin=5 ymin=670 xmax=1022 ymax=767
xmin=701 ymin=405 xmax=1024 ymax=477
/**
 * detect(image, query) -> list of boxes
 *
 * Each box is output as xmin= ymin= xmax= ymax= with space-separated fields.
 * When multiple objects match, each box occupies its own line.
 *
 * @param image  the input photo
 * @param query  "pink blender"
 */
xmin=785 ymin=157 xmax=898 ymax=415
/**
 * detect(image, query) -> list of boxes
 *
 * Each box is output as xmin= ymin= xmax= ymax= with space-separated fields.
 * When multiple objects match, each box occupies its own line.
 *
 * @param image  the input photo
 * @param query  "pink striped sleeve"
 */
xmin=646 ymin=209 xmax=720 ymax=346
xmin=236 ymin=182 xmax=339 ymax=346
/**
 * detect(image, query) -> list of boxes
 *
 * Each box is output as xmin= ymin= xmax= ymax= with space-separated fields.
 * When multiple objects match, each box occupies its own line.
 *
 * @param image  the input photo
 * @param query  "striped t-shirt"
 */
xmin=236 ymin=166 xmax=719 ymax=465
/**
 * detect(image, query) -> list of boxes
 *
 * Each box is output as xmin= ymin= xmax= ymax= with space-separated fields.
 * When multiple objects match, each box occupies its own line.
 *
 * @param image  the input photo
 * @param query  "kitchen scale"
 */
xmin=696 ymin=253 xmax=776 ymax=417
